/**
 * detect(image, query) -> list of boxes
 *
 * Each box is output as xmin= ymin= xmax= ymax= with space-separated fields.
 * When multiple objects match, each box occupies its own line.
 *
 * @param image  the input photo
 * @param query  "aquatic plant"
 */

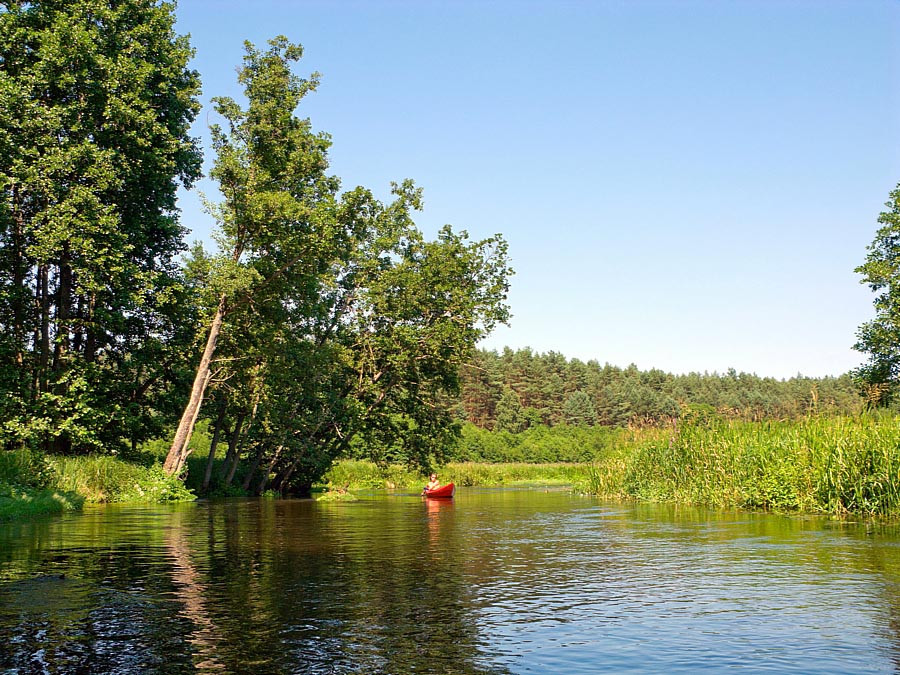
xmin=582 ymin=415 xmax=900 ymax=517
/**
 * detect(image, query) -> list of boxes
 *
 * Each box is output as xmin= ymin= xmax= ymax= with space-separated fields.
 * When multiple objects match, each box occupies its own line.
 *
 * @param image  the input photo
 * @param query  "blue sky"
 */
xmin=173 ymin=0 xmax=900 ymax=379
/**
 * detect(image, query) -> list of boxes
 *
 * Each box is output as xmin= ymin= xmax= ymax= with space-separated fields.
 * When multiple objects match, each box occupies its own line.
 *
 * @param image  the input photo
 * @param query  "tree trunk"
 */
xmin=164 ymin=294 xmax=227 ymax=476
xmin=219 ymin=412 xmax=245 ymax=481
xmin=30 ymin=266 xmax=40 ymax=401
xmin=222 ymin=429 xmax=245 ymax=488
xmin=84 ymin=292 xmax=97 ymax=362
xmin=224 ymin=381 xmax=261 ymax=488
xmin=38 ymin=264 xmax=49 ymax=394
xmin=11 ymin=184 xmax=25 ymax=374
xmin=201 ymin=406 xmax=227 ymax=493
xmin=254 ymin=445 xmax=283 ymax=495
xmin=241 ymin=444 xmax=266 ymax=492
xmin=273 ymin=456 xmax=301 ymax=494
xmin=52 ymin=245 xmax=72 ymax=374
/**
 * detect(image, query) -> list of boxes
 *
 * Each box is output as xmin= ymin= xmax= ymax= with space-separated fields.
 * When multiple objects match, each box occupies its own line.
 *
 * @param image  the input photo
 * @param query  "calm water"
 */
xmin=2 ymin=488 xmax=900 ymax=674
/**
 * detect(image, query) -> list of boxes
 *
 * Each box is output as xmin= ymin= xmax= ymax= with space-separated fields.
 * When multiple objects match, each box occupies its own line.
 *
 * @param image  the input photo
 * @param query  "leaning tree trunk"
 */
xmin=254 ymin=445 xmax=283 ymax=495
xmin=219 ymin=412 xmax=245 ymax=481
xmin=201 ymin=405 xmax=227 ymax=493
xmin=241 ymin=445 xmax=267 ymax=492
xmin=164 ymin=295 xmax=226 ymax=476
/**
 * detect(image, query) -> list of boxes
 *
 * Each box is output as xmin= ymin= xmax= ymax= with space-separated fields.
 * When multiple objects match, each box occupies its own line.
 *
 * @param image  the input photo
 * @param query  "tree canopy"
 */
xmin=456 ymin=348 xmax=861 ymax=431
xmin=163 ymin=38 xmax=512 ymax=491
xmin=0 ymin=0 xmax=201 ymax=454
xmin=854 ymin=184 xmax=900 ymax=405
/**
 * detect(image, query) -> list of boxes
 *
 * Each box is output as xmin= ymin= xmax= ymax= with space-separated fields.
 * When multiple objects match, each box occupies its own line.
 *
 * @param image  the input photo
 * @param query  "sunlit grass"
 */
xmin=51 ymin=455 xmax=194 ymax=504
xmin=0 ymin=483 xmax=84 ymax=521
xmin=582 ymin=415 xmax=900 ymax=517
xmin=323 ymin=459 xmax=593 ymax=491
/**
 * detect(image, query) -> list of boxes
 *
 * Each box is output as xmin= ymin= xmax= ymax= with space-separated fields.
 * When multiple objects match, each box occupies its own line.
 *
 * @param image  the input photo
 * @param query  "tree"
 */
xmin=495 ymin=388 xmax=526 ymax=433
xmin=166 ymin=38 xmax=512 ymax=487
xmin=164 ymin=37 xmax=339 ymax=475
xmin=854 ymin=184 xmax=900 ymax=405
xmin=562 ymin=390 xmax=596 ymax=427
xmin=0 ymin=0 xmax=202 ymax=453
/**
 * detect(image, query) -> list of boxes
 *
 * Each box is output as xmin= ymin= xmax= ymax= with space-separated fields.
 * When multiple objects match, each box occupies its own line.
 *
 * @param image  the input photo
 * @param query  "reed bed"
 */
xmin=584 ymin=415 xmax=900 ymax=517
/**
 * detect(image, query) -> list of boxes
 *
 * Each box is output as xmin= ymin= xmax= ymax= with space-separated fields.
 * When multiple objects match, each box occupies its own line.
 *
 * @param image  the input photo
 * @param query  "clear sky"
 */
xmin=173 ymin=0 xmax=900 ymax=379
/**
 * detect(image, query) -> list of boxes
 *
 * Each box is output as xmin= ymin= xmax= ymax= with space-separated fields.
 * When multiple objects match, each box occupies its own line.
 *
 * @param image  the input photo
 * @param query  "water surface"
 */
xmin=1 ymin=489 xmax=899 ymax=673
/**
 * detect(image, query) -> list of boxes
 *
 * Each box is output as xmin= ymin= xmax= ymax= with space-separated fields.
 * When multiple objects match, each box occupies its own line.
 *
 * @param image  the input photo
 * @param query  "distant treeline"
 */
xmin=453 ymin=348 xmax=863 ymax=430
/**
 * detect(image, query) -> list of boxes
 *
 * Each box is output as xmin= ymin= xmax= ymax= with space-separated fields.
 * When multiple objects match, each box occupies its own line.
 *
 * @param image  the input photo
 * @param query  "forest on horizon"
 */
xmin=453 ymin=347 xmax=864 ymax=431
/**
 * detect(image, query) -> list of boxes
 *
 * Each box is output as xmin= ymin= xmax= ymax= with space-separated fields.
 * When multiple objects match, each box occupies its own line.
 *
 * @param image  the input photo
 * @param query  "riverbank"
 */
xmin=582 ymin=415 xmax=900 ymax=517
xmin=0 ymin=448 xmax=194 ymax=521
xmin=331 ymin=414 xmax=900 ymax=517
xmin=323 ymin=459 xmax=592 ymax=491
xmin=4 ymin=413 xmax=900 ymax=520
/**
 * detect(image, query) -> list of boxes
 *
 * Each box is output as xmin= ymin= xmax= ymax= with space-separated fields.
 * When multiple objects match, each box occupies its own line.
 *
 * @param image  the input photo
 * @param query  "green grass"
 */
xmin=323 ymin=459 xmax=592 ymax=491
xmin=5 ymin=414 xmax=900 ymax=520
xmin=0 ymin=445 xmax=195 ymax=520
xmin=581 ymin=415 xmax=900 ymax=517
xmin=0 ymin=483 xmax=84 ymax=521
xmin=51 ymin=456 xmax=194 ymax=504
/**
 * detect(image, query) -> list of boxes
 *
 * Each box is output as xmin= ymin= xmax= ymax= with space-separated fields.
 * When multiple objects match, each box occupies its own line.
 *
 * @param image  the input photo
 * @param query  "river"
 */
xmin=1 ymin=488 xmax=899 ymax=673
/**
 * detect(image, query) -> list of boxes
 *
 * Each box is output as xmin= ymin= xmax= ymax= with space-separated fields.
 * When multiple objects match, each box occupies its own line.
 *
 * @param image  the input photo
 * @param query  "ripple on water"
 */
xmin=1 ymin=492 xmax=899 ymax=673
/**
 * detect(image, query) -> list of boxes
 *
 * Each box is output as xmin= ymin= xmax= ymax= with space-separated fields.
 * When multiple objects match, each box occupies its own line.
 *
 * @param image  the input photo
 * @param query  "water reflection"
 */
xmin=2 ymin=492 xmax=900 ymax=673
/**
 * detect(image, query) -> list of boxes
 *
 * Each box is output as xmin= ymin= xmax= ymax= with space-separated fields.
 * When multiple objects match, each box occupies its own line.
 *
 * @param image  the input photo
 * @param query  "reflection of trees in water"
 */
xmin=165 ymin=509 xmax=227 ymax=672
xmin=0 ymin=513 xmax=198 ymax=672
xmin=192 ymin=498 xmax=507 ymax=674
xmin=11 ymin=496 xmax=900 ymax=672
xmin=0 ymin=500 xmax=507 ymax=673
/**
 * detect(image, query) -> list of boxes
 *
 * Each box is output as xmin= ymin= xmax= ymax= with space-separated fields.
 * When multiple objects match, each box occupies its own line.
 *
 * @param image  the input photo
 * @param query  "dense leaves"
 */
xmin=854 ymin=184 xmax=900 ymax=405
xmin=457 ymin=348 xmax=862 ymax=430
xmin=0 ymin=4 xmax=879 ymax=500
xmin=0 ymin=0 xmax=201 ymax=453
xmin=168 ymin=38 xmax=512 ymax=491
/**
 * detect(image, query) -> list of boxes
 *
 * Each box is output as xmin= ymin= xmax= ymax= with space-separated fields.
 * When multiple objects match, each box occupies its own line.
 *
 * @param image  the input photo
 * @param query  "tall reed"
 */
xmin=583 ymin=415 xmax=900 ymax=517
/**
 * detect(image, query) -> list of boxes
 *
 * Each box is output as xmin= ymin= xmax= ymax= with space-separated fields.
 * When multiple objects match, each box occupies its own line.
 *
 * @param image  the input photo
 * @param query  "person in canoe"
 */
xmin=423 ymin=473 xmax=440 ymax=494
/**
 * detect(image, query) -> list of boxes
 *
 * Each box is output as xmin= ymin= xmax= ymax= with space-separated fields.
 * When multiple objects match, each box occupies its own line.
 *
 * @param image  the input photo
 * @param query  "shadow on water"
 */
xmin=0 ymin=497 xmax=507 ymax=674
xmin=4 ymin=491 xmax=900 ymax=673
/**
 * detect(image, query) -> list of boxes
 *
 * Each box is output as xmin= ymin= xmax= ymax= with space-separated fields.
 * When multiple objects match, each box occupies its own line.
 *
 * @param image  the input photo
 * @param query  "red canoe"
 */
xmin=423 ymin=483 xmax=455 ymax=498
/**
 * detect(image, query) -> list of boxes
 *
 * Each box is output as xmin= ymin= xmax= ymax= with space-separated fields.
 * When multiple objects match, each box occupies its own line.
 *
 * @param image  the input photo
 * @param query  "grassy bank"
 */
xmin=0 ymin=447 xmax=194 ymax=521
xmin=330 ymin=415 xmax=900 ymax=517
xmin=6 ymin=414 xmax=900 ymax=520
xmin=323 ymin=459 xmax=592 ymax=491
xmin=582 ymin=415 xmax=900 ymax=517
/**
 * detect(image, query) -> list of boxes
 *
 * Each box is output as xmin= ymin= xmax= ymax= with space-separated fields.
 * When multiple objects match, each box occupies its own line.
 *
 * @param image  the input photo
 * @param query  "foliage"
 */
xmin=854 ymin=183 xmax=900 ymax=405
xmin=563 ymin=390 xmax=597 ymax=427
xmin=322 ymin=459 xmax=592 ymax=491
xmin=0 ymin=447 xmax=56 ymax=489
xmin=579 ymin=414 xmax=900 ymax=517
xmin=172 ymin=38 xmax=511 ymax=493
xmin=459 ymin=348 xmax=863 ymax=430
xmin=0 ymin=483 xmax=83 ymax=521
xmin=452 ymin=422 xmax=624 ymax=463
xmin=0 ymin=0 xmax=202 ymax=454
xmin=51 ymin=455 xmax=194 ymax=503
xmin=0 ymin=445 xmax=190 ymax=520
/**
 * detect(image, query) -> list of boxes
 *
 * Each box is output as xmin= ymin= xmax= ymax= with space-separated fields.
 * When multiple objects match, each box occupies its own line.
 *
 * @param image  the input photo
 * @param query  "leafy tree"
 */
xmin=854 ymin=183 xmax=900 ymax=405
xmin=457 ymin=347 xmax=861 ymax=430
xmin=495 ymin=388 xmax=526 ymax=433
xmin=164 ymin=37 xmax=339 ymax=474
xmin=562 ymin=390 xmax=596 ymax=427
xmin=0 ymin=0 xmax=201 ymax=453
xmin=168 ymin=38 xmax=512 ymax=488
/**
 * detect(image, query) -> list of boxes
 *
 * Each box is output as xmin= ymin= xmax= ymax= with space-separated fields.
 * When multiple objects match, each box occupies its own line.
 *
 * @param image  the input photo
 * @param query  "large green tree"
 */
xmin=163 ymin=37 xmax=339 ymax=475
xmin=166 ymin=38 xmax=512 ymax=487
xmin=0 ymin=0 xmax=202 ymax=453
xmin=854 ymin=183 xmax=900 ymax=404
